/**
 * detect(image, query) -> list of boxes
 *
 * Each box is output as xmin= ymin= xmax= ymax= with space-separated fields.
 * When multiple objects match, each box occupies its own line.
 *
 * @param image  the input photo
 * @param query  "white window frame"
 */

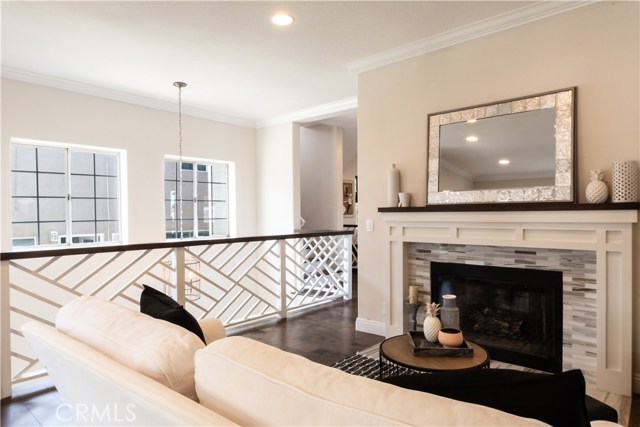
xmin=164 ymin=155 xmax=234 ymax=240
xmin=10 ymin=138 xmax=126 ymax=249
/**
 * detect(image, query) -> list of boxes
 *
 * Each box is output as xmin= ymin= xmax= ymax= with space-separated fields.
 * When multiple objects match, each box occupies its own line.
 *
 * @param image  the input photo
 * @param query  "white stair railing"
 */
xmin=0 ymin=230 xmax=353 ymax=397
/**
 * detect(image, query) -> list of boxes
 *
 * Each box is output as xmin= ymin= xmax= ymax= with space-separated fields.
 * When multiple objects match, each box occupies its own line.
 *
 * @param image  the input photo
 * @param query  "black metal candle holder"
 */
xmin=406 ymin=302 xmax=422 ymax=331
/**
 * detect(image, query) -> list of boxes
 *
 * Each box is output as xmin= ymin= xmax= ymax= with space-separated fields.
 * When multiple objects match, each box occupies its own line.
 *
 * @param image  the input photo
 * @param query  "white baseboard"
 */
xmin=355 ymin=317 xmax=386 ymax=337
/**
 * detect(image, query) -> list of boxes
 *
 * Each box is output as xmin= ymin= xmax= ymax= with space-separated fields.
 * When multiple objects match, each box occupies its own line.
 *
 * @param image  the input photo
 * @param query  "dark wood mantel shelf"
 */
xmin=378 ymin=202 xmax=640 ymax=213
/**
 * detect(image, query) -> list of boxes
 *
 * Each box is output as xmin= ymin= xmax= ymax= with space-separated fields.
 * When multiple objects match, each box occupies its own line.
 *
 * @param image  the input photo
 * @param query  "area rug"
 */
xmin=331 ymin=354 xmax=380 ymax=379
xmin=331 ymin=343 xmax=421 ymax=379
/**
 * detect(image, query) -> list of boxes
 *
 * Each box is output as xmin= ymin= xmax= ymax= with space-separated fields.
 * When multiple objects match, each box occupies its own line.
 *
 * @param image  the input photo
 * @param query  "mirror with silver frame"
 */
xmin=427 ymin=88 xmax=576 ymax=204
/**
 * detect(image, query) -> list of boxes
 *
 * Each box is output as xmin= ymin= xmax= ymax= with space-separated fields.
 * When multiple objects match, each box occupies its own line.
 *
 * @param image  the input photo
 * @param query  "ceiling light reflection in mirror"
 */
xmin=272 ymin=13 xmax=294 ymax=26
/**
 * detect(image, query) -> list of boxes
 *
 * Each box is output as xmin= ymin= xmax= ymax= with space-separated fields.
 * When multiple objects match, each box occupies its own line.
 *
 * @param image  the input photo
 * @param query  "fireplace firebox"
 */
xmin=430 ymin=262 xmax=562 ymax=372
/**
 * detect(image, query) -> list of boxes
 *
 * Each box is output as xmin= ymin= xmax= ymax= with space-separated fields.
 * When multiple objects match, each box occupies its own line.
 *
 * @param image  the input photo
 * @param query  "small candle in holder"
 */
xmin=409 ymin=285 xmax=419 ymax=304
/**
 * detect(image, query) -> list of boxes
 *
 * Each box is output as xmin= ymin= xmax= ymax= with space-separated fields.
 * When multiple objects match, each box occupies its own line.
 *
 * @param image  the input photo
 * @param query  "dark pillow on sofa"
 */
xmin=140 ymin=285 xmax=206 ymax=343
xmin=381 ymin=368 xmax=589 ymax=427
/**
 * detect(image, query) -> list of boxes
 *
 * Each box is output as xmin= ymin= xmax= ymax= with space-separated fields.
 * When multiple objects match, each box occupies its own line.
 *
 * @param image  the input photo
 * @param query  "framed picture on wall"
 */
xmin=343 ymin=180 xmax=354 ymax=216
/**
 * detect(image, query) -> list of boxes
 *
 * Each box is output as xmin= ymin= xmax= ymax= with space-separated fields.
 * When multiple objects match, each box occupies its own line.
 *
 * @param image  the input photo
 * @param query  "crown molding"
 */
xmin=347 ymin=1 xmax=597 ymax=74
xmin=257 ymin=97 xmax=357 ymax=128
xmin=2 ymin=65 xmax=356 ymax=129
xmin=1 ymin=66 xmax=257 ymax=128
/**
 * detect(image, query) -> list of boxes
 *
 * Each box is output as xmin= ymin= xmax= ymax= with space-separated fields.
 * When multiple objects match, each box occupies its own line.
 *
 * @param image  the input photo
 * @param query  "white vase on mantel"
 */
xmin=387 ymin=164 xmax=400 ymax=207
xmin=611 ymin=160 xmax=638 ymax=202
xmin=585 ymin=169 xmax=608 ymax=204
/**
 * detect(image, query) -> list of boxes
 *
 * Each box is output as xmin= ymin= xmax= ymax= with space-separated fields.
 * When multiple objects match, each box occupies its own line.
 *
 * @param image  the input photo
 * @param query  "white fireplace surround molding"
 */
xmin=378 ymin=209 xmax=636 ymax=397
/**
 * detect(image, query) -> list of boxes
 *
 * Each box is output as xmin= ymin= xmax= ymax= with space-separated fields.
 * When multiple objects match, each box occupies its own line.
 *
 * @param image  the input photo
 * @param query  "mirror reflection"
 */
xmin=427 ymin=88 xmax=575 ymax=205
xmin=439 ymin=108 xmax=556 ymax=191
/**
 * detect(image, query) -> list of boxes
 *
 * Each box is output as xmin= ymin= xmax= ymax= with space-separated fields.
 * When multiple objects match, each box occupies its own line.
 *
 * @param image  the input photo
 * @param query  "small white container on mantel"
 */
xmin=398 ymin=192 xmax=411 ymax=208
xmin=611 ymin=160 xmax=638 ymax=202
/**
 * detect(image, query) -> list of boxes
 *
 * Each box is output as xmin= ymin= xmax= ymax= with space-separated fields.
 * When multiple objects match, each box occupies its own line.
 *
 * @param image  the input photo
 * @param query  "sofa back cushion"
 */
xmin=56 ymin=296 xmax=205 ymax=400
xmin=195 ymin=336 xmax=547 ymax=426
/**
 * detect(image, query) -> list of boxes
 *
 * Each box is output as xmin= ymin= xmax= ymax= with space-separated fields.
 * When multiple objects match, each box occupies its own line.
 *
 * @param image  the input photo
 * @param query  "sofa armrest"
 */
xmin=198 ymin=317 xmax=226 ymax=344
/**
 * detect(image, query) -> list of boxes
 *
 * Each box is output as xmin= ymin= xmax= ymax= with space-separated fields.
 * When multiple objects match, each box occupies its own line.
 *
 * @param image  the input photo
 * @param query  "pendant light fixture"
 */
xmin=174 ymin=81 xmax=186 ymax=239
xmin=170 ymin=81 xmax=201 ymax=300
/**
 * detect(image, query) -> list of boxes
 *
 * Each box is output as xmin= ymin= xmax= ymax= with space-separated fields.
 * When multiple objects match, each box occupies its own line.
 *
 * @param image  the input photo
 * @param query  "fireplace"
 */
xmin=376 ymin=208 xmax=634 ymax=395
xmin=431 ymin=261 xmax=563 ymax=373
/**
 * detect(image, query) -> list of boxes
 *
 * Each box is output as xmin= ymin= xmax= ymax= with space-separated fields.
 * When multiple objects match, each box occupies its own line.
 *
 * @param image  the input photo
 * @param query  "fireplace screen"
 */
xmin=431 ymin=262 xmax=562 ymax=372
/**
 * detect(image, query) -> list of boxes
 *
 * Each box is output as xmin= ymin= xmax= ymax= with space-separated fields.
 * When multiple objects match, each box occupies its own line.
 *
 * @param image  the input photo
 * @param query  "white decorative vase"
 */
xmin=585 ymin=170 xmax=608 ymax=203
xmin=423 ymin=302 xmax=441 ymax=343
xmin=387 ymin=164 xmax=400 ymax=207
xmin=423 ymin=316 xmax=441 ymax=343
xmin=612 ymin=161 xmax=638 ymax=202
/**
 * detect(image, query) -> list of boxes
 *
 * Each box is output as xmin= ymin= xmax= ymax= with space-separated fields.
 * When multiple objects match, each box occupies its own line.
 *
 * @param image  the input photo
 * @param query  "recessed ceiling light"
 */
xmin=272 ymin=13 xmax=294 ymax=26
xmin=499 ymin=159 xmax=510 ymax=165
xmin=465 ymin=136 xmax=479 ymax=142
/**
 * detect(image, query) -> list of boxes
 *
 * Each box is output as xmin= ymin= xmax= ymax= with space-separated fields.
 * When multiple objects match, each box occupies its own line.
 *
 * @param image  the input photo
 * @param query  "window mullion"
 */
xmin=35 ymin=148 xmax=41 ymax=246
xmin=66 ymin=148 xmax=72 ymax=247
xmin=93 ymin=153 xmax=98 ymax=243
xmin=208 ymin=166 xmax=214 ymax=236
xmin=193 ymin=162 xmax=198 ymax=238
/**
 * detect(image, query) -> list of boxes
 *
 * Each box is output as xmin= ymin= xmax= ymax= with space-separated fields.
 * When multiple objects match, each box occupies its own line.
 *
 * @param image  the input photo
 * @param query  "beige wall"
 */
xmin=255 ymin=122 xmax=301 ymax=234
xmin=1 ymin=78 xmax=257 ymax=247
xmin=357 ymin=1 xmax=640 ymax=385
xmin=300 ymin=124 xmax=341 ymax=230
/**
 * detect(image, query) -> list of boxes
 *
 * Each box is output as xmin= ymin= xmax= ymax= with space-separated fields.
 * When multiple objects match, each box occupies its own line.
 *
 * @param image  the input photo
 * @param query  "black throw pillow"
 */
xmin=381 ymin=368 xmax=590 ymax=427
xmin=140 ymin=285 xmax=206 ymax=343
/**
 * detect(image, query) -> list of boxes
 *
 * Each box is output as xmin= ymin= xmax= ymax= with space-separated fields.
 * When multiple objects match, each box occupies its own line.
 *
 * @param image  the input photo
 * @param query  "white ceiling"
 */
xmin=1 ymin=0 xmax=590 ymax=168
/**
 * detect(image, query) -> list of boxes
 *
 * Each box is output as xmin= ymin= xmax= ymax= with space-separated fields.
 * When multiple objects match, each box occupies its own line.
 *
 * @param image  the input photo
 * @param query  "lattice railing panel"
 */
xmin=186 ymin=241 xmax=282 ymax=326
xmin=284 ymin=235 xmax=350 ymax=310
xmin=4 ymin=232 xmax=352 ymax=391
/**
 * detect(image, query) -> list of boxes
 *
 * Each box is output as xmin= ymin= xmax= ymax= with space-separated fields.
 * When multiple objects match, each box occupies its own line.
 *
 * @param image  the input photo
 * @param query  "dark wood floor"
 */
xmin=233 ymin=288 xmax=381 ymax=366
xmin=2 ymin=272 xmax=639 ymax=426
xmin=633 ymin=398 xmax=640 ymax=427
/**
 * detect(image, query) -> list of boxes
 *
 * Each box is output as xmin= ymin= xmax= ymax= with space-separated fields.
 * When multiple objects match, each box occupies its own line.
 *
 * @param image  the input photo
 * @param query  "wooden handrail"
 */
xmin=1 ymin=229 xmax=353 ymax=261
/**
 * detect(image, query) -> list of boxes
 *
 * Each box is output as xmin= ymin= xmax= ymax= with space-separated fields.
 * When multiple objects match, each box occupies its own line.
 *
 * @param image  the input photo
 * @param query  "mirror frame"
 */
xmin=427 ymin=87 xmax=576 ymax=205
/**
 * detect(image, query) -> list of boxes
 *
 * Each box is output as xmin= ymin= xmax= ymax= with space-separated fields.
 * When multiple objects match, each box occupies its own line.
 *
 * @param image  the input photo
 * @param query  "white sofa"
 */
xmin=21 ymin=296 xmax=621 ymax=426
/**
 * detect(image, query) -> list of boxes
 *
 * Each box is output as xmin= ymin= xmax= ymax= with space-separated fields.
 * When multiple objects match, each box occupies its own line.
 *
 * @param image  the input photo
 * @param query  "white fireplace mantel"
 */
xmin=381 ymin=207 xmax=636 ymax=396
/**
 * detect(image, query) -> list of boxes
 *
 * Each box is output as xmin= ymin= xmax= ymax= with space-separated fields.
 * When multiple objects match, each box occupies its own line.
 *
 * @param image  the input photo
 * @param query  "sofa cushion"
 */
xmin=195 ymin=336 xmax=547 ymax=426
xmin=381 ymin=369 xmax=590 ymax=427
xmin=56 ymin=295 xmax=205 ymax=400
xmin=140 ymin=285 xmax=206 ymax=343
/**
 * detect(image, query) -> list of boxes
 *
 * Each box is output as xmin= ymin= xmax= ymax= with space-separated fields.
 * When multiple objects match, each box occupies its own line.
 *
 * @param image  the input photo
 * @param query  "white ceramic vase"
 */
xmin=423 ymin=316 xmax=441 ymax=343
xmin=585 ymin=170 xmax=608 ymax=204
xmin=387 ymin=164 xmax=400 ymax=207
xmin=612 ymin=161 xmax=638 ymax=202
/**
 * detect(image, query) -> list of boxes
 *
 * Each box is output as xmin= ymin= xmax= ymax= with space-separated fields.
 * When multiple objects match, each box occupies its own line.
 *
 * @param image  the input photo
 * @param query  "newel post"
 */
xmin=175 ymin=247 xmax=186 ymax=305
xmin=279 ymin=239 xmax=287 ymax=318
xmin=1 ymin=259 xmax=12 ymax=398
xmin=345 ymin=234 xmax=353 ymax=300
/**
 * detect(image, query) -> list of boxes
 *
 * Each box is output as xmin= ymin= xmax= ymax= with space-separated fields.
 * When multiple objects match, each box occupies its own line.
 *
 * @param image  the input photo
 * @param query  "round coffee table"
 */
xmin=379 ymin=334 xmax=490 ymax=379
